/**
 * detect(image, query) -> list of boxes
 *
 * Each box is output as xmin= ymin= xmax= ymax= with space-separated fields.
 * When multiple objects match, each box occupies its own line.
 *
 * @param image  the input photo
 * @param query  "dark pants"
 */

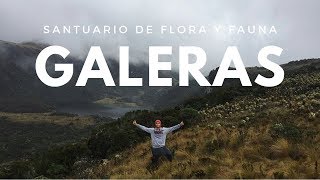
xmin=151 ymin=146 xmax=173 ymax=163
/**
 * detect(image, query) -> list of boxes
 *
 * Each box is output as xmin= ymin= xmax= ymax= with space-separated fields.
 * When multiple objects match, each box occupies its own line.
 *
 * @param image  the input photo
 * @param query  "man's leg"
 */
xmin=146 ymin=148 xmax=160 ymax=173
xmin=163 ymin=147 xmax=173 ymax=162
xmin=151 ymin=148 xmax=160 ymax=164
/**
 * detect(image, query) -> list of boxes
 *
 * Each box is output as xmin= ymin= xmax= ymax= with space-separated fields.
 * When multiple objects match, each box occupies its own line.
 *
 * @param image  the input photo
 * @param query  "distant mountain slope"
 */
xmin=0 ymin=40 xmax=104 ymax=112
xmin=207 ymin=58 xmax=320 ymax=84
xmin=0 ymin=40 xmax=199 ymax=112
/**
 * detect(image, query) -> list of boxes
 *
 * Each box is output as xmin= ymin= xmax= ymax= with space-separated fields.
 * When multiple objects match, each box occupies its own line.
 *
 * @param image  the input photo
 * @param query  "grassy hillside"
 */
xmin=0 ymin=59 xmax=319 ymax=178
xmin=82 ymin=64 xmax=320 ymax=178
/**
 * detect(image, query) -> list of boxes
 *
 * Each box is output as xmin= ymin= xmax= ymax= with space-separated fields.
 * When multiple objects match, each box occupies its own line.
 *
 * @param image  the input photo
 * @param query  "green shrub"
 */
xmin=162 ymin=115 xmax=179 ymax=126
xmin=179 ymin=108 xmax=201 ymax=126
xmin=46 ymin=163 xmax=67 ymax=178
xmin=0 ymin=160 xmax=35 ymax=178
xmin=270 ymin=123 xmax=302 ymax=142
xmin=32 ymin=142 xmax=89 ymax=178
xmin=88 ymin=120 xmax=144 ymax=158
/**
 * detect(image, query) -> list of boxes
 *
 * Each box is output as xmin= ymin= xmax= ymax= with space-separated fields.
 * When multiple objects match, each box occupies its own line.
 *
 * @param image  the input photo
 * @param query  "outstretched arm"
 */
xmin=133 ymin=120 xmax=153 ymax=133
xmin=167 ymin=121 xmax=184 ymax=133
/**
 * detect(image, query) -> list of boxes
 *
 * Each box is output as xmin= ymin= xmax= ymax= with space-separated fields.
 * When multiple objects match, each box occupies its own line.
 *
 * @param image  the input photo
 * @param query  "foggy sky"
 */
xmin=0 ymin=0 xmax=320 ymax=73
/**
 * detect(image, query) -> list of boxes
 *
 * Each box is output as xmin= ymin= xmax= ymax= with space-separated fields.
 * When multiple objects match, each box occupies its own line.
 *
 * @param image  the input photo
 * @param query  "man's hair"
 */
xmin=155 ymin=119 xmax=161 ymax=124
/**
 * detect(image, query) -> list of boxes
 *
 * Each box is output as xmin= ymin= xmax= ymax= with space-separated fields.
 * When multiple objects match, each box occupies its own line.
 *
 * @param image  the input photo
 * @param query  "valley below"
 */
xmin=0 ymin=111 xmax=111 ymax=163
xmin=55 ymin=103 xmax=149 ymax=118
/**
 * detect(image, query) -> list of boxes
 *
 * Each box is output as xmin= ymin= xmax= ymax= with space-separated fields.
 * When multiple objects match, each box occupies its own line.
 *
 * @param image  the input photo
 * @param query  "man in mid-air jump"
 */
xmin=133 ymin=119 xmax=184 ymax=164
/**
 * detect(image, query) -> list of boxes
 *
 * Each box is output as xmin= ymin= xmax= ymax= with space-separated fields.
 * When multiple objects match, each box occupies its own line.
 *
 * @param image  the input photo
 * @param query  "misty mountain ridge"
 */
xmin=0 ymin=40 xmax=200 ymax=112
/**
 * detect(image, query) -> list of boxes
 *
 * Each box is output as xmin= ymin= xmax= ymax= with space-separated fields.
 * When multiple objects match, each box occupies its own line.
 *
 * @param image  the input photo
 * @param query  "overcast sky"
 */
xmin=0 ymin=0 xmax=319 ymax=73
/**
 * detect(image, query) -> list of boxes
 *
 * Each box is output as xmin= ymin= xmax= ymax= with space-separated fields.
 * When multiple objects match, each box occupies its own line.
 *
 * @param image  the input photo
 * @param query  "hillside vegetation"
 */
xmin=0 ymin=59 xmax=319 ymax=178
xmin=83 ymin=60 xmax=320 ymax=178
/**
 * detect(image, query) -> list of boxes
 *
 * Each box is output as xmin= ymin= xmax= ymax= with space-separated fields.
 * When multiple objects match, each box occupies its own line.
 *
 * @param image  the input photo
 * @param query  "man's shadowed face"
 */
xmin=155 ymin=120 xmax=161 ymax=128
